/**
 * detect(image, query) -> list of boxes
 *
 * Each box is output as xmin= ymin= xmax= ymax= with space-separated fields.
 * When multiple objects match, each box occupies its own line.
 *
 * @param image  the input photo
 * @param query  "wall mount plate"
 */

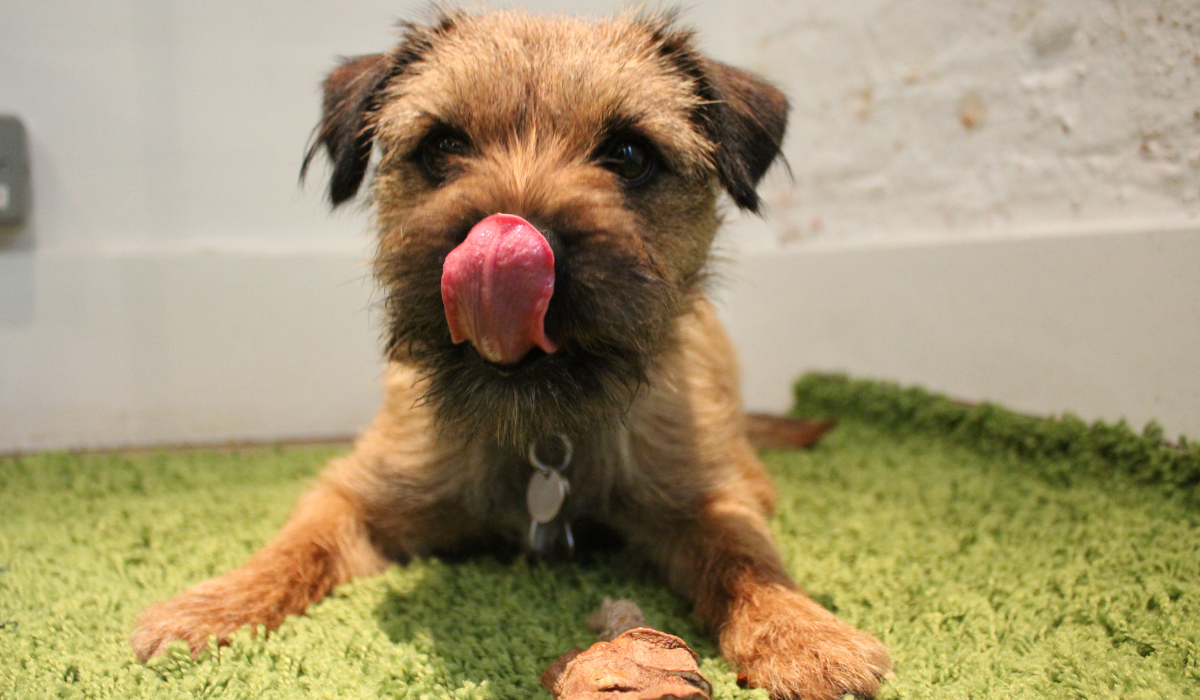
xmin=0 ymin=116 xmax=30 ymax=225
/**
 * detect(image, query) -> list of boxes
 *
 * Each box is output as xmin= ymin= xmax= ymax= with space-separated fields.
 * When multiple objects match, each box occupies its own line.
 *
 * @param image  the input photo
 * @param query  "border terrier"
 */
xmin=131 ymin=9 xmax=891 ymax=699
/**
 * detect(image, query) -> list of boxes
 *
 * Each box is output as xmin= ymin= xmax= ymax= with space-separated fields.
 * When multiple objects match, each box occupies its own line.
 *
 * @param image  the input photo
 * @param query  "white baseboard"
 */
xmin=2 ymin=224 xmax=1197 ymax=452
xmin=718 ymin=225 xmax=1200 ymax=441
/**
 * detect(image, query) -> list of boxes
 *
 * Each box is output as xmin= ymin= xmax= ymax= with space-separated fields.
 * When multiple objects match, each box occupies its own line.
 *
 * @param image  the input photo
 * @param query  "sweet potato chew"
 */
xmin=542 ymin=599 xmax=713 ymax=700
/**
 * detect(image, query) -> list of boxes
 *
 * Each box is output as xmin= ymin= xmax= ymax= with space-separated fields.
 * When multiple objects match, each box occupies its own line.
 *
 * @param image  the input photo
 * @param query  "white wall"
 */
xmin=715 ymin=0 xmax=1200 ymax=440
xmin=735 ymin=0 xmax=1200 ymax=249
xmin=713 ymin=0 xmax=1200 ymax=440
xmin=0 ymin=0 xmax=409 ymax=451
xmin=1 ymin=0 xmax=1197 ymax=451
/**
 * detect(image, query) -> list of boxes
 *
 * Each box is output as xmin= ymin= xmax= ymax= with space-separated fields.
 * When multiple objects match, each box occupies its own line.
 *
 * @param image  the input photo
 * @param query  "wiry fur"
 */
xmin=133 ymin=10 xmax=891 ymax=700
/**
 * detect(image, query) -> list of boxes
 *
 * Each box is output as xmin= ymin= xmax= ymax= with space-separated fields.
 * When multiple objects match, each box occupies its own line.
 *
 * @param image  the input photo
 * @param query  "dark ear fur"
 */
xmin=301 ymin=53 xmax=396 ymax=206
xmin=301 ymin=12 xmax=462 ymax=206
xmin=698 ymin=60 xmax=789 ymax=213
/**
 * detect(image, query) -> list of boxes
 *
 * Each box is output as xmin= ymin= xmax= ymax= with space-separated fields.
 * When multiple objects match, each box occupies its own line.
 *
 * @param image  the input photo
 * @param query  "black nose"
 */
xmin=538 ymin=225 xmax=567 ymax=277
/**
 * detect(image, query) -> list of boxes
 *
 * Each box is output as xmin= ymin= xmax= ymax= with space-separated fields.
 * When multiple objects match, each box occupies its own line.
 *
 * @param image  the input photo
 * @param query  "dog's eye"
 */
xmin=599 ymin=140 xmax=656 ymax=187
xmin=419 ymin=132 xmax=471 ymax=180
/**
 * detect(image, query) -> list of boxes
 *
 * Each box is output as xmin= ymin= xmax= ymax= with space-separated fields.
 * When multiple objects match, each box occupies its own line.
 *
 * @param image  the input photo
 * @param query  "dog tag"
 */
xmin=527 ymin=469 xmax=568 ymax=524
xmin=530 ymin=515 xmax=575 ymax=556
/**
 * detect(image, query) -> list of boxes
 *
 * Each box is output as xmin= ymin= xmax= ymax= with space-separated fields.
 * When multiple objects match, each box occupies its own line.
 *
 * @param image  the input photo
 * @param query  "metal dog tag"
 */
xmin=526 ymin=433 xmax=575 ymax=556
xmin=529 ymin=516 xmax=575 ymax=556
xmin=527 ymin=469 xmax=568 ymax=524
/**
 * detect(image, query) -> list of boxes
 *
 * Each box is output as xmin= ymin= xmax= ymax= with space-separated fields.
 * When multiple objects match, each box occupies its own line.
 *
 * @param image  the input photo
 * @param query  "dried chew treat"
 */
xmin=541 ymin=627 xmax=713 ymax=700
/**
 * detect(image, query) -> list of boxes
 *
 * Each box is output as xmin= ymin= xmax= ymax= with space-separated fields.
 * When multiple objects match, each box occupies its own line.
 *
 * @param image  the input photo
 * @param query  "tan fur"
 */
xmin=133 ymin=10 xmax=890 ymax=699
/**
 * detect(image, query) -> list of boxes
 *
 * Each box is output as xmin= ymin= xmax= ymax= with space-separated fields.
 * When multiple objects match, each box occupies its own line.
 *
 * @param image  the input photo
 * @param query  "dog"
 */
xmin=130 ymin=9 xmax=891 ymax=699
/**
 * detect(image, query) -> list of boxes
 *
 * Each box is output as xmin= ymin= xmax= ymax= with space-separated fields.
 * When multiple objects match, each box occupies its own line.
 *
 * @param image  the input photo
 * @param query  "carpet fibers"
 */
xmin=1 ymin=375 xmax=1198 ymax=699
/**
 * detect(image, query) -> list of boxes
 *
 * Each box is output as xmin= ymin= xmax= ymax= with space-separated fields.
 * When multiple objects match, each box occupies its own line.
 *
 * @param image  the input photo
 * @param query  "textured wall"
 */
xmin=727 ymin=0 xmax=1200 ymax=251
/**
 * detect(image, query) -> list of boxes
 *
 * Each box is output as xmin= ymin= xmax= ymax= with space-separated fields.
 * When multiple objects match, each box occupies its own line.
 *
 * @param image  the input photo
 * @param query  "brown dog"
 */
xmin=131 ymin=9 xmax=891 ymax=699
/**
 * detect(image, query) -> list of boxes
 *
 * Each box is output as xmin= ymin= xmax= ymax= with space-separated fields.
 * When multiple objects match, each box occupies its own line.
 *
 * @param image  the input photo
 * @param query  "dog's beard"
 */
xmin=377 ymin=242 xmax=682 ymax=450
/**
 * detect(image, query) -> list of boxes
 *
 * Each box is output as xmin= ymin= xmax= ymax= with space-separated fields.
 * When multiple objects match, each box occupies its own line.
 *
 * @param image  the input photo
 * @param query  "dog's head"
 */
xmin=304 ymin=9 xmax=787 ymax=448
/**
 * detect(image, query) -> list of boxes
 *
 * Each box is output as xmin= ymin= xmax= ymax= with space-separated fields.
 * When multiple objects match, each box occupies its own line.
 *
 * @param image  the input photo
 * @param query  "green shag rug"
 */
xmin=2 ymin=374 xmax=1199 ymax=699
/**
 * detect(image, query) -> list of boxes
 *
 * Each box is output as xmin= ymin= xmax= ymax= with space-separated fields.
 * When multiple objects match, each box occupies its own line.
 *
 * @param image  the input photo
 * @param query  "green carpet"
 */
xmin=2 ymin=375 xmax=1198 ymax=699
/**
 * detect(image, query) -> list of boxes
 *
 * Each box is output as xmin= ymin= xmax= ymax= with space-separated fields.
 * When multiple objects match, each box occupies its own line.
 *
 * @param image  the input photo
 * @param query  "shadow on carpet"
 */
xmin=1 ymin=374 xmax=1197 ymax=699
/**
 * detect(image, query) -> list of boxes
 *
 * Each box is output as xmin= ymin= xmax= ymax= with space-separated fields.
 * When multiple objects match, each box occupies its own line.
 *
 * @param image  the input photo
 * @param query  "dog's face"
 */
xmin=304 ymin=10 xmax=787 ymax=448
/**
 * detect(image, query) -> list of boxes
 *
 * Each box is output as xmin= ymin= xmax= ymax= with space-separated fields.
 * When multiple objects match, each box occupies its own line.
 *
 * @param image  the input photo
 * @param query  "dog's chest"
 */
xmin=454 ymin=430 xmax=631 ymax=546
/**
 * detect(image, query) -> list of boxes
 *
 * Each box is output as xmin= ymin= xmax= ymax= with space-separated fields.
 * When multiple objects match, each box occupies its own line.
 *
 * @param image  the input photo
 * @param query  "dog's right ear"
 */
xmin=301 ymin=53 xmax=396 ymax=206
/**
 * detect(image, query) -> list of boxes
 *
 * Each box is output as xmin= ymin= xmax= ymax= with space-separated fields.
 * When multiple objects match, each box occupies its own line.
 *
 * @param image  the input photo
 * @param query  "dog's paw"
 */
xmin=130 ymin=577 xmax=260 ymax=661
xmin=131 ymin=599 xmax=223 ymax=661
xmin=722 ymin=585 xmax=891 ymax=700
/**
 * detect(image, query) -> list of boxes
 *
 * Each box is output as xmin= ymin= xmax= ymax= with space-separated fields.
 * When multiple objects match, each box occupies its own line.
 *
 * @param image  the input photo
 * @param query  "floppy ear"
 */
xmin=301 ymin=53 xmax=396 ymax=206
xmin=697 ymin=60 xmax=789 ymax=213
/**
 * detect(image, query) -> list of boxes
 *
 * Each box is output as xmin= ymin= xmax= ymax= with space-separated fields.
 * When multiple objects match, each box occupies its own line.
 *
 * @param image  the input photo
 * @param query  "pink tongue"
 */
xmin=441 ymin=214 xmax=558 ymax=365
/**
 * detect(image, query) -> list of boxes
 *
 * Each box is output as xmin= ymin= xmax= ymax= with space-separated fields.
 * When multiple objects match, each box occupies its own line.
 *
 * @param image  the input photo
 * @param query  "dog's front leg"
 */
xmin=642 ymin=499 xmax=892 ymax=700
xmin=130 ymin=479 xmax=387 ymax=661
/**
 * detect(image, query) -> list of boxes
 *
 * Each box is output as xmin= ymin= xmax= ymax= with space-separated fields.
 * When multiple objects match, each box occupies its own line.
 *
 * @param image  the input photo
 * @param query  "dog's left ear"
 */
xmin=697 ymin=60 xmax=789 ymax=213
xmin=302 ymin=53 xmax=396 ymax=206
